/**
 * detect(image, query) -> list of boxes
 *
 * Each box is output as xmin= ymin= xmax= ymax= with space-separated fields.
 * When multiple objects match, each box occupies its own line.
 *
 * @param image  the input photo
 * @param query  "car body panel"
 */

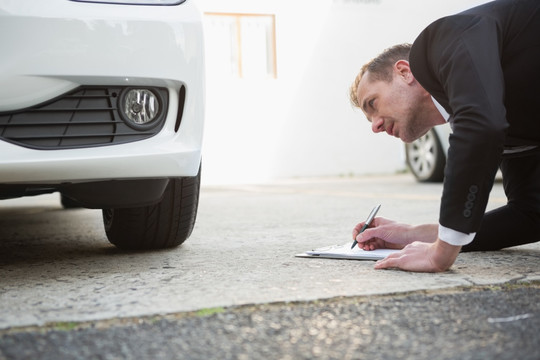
xmin=406 ymin=123 xmax=501 ymax=182
xmin=405 ymin=123 xmax=451 ymax=182
xmin=432 ymin=123 xmax=451 ymax=154
xmin=0 ymin=0 xmax=205 ymax=189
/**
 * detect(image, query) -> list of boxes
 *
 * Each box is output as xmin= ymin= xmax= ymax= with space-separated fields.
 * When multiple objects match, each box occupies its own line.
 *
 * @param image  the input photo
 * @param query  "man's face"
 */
xmin=356 ymin=70 xmax=429 ymax=143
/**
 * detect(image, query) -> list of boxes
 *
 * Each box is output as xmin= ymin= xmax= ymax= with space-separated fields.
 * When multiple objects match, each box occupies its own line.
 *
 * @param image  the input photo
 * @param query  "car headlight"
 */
xmin=69 ymin=0 xmax=186 ymax=5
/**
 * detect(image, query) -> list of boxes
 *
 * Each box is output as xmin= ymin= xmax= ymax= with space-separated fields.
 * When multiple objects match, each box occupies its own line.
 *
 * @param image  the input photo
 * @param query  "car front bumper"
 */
xmin=0 ymin=0 xmax=205 ymax=185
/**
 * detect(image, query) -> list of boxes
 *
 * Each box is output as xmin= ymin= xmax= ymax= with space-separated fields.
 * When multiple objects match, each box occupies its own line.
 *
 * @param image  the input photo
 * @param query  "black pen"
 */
xmin=351 ymin=204 xmax=381 ymax=249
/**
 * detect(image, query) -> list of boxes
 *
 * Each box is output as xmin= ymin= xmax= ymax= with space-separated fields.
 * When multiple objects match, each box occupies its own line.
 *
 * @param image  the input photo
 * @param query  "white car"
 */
xmin=0 ymin=0 xmax=205 ymax=250
xmin=405 ymin=124 xmax=450 ymax=182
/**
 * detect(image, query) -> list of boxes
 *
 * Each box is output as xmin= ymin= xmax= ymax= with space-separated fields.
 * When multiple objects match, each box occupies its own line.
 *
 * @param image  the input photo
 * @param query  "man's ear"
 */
xmin=394 ymin=60 xmax=414 ymax=84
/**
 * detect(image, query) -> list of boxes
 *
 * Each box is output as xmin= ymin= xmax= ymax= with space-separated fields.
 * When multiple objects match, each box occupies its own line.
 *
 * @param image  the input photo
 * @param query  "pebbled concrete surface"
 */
xmin=0 ymin=175 xmax=539 ymax=333
xmin=1 ymin=283 xmax=539 ymax=360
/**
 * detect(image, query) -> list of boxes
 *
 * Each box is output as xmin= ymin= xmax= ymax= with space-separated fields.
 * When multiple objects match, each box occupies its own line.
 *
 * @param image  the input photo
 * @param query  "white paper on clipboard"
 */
xmin=296 ymin=243 xmax=399 ymax=261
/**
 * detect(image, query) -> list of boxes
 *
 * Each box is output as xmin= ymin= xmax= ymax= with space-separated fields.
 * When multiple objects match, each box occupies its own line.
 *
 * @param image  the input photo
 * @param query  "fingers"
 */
xmin=374 ymin=252 xmax=403 ymax=269
xmin=358 ymin=238 xmax=388 ymax=251
xmin=355 ymin=227 xmax=377 ymax=243
xmin=372 ymin=241 xmax=453 ymax=273
xmin=352 ymin=222 xmax=367 ymax=239
xmin=359 ymin=239 xmax=376 ymax=251
xmin=352 ymin=217 xmax=389 ymax=241
xmin=363 ymin=241 xmax=376 ymax=251
xmin=355 ymin=227 xmax=394 ymax=251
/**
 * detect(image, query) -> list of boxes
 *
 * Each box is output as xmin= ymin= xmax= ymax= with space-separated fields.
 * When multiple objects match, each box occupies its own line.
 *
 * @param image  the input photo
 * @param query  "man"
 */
xmin=349 ymin=0 xmax=540 ymax=272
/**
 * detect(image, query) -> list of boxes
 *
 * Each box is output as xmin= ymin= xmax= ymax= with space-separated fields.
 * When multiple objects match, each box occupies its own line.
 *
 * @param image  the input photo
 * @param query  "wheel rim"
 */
xmin=406 ymin=131 xmax=438 ymax=180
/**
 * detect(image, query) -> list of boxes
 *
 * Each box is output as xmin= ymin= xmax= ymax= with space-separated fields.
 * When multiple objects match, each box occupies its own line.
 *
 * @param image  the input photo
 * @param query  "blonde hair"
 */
xmin=349 ymin=43 xmax=412 ymax=108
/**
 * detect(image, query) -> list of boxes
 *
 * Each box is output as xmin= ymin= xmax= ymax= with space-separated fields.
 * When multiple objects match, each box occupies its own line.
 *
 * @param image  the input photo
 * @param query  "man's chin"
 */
xmin=403 ymin=129 xmax=430 ymax=143
xmin=399 ymin=133 xmax=415 ymax=143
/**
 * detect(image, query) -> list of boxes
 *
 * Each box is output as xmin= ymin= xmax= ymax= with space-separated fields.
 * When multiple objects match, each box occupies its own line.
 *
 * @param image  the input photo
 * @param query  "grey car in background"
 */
xmin=405 ymin=124 xmax=450 ymax=182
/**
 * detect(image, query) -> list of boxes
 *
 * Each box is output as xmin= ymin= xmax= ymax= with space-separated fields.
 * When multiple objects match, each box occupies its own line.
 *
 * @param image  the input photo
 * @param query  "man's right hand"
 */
xmin=352 ymin=217 xmax=438 ymax=250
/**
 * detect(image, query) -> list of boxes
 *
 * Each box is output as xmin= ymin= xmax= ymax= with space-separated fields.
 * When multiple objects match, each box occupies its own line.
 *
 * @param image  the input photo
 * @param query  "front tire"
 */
xmin=102 ymin=168 xmax=201 ymax=250
xmin=405 ymin=129 xmax=446 ymax=182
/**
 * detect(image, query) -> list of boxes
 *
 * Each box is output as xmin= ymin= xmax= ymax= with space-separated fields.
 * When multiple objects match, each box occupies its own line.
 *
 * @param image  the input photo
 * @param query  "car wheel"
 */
xmin=405 ymin=129 xmax=445 ymax=182
xmin=102 ymin=167 xmax=201 ymax=250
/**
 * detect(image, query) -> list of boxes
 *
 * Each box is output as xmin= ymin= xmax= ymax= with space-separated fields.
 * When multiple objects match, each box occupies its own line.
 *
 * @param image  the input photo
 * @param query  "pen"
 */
xmin=351 ymin=204 xmax=381 ymax=249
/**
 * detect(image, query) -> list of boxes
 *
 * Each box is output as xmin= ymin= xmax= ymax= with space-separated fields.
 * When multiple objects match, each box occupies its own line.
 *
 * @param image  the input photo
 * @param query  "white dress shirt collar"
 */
xmin=432 ymin=96 xmax=450 ymax=122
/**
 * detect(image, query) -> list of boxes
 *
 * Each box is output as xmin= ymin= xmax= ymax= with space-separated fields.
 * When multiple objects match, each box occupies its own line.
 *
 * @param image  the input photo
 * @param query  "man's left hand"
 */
xmin=374 ymin=238 xmax=461 ymax=272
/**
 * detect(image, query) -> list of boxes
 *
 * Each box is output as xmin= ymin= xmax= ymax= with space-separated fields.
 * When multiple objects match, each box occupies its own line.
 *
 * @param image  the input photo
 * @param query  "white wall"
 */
xmin=197 ymin=0 xmax=490 ymax=184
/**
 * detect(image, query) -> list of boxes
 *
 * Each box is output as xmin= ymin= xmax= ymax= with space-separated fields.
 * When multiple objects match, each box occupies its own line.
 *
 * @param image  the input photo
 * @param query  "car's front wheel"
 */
xmin=102 ymin=169 xmax=201 ymax=250
xmin=405 ymin=129 xmax=445 ymax=182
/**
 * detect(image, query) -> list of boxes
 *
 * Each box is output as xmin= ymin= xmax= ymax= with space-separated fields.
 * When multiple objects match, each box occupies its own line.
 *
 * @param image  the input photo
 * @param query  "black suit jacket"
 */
xmin=409 ymin=0 xmax=540 ymax=234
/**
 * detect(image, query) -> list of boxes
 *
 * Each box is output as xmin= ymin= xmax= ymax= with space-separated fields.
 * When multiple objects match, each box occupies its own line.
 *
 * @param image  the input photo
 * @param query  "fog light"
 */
xmin=121 ymin=89 xmax=160 ymax=125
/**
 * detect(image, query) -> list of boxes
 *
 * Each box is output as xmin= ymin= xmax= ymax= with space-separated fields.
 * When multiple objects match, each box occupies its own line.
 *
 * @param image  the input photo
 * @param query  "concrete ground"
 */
xmin=0 ymin=174 xmax=539 ymax=359
xmin=2 ymin=283 xmax=540 ymax=360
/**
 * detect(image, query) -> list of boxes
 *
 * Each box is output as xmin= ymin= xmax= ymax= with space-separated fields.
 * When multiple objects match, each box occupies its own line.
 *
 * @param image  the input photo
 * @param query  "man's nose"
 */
xmin=371 ymin=117 xmax=385 ymax=133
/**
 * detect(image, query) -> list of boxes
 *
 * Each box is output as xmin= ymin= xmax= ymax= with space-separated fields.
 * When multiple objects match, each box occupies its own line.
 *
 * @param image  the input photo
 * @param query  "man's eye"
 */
xmin=369 ymin=99 xmax=375 ymax=108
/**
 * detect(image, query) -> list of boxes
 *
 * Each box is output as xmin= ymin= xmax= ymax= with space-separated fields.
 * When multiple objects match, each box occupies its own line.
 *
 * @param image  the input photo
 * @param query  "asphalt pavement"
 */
xmin=0 ymin=174 xmax=539 ymax=359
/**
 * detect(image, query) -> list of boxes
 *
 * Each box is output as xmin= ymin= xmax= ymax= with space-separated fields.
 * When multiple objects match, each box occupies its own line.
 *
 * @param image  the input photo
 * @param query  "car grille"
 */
xmin=0 ymin=86 xmax=168 ymax=150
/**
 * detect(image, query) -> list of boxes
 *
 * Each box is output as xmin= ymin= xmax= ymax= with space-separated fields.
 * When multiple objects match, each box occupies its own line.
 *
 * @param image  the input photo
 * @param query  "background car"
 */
xmin=405 ymin=124 xmax=450 ymax=182
xmin=0 ymin=0 xmax=205 ymax=250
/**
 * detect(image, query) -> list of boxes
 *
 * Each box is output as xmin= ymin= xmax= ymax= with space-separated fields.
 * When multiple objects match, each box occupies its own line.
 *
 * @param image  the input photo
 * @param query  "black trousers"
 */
xmin=462 ymin=148 xmax=540 ymax=252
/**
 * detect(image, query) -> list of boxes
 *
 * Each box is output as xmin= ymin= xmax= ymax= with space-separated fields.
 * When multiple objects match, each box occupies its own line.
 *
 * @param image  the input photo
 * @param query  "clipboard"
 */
xmin=296 ymin=243 xmax=399 ymax=260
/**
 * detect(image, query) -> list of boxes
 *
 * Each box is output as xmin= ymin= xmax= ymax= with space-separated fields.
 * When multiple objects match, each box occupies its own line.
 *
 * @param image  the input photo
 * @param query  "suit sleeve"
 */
xmin=413 ymin=15 xmax=508 ymax=234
